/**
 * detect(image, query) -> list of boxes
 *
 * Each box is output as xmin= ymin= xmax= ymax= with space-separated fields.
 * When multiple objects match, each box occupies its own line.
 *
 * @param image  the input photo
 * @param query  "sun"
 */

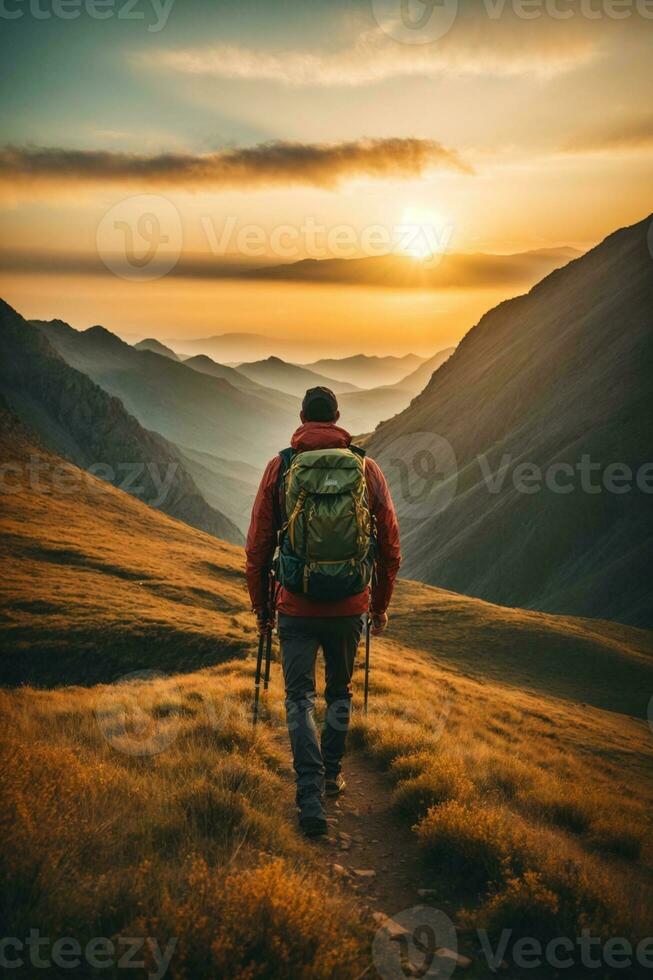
xmin=397 ymin=206 xmax=451 ymax=261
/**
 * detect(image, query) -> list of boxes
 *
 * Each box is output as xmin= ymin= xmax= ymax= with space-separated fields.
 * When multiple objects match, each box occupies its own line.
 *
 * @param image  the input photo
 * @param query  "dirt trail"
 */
xmin=270 ymin=729 xmax=433 ymax=911
xmin=317 ymin=750 xmax=436 ymax=913
xmin=270 ymin=728 xmax=481 ymax=975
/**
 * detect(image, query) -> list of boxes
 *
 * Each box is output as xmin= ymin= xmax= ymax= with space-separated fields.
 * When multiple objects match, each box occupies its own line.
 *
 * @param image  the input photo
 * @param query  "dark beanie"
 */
xmin=302 ymin=386 xmax=338 ymax=421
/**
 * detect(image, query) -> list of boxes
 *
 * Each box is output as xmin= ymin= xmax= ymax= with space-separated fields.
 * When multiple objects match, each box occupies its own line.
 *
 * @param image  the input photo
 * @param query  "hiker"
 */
xmin=245 ymin=386 xmax=401 ymax=837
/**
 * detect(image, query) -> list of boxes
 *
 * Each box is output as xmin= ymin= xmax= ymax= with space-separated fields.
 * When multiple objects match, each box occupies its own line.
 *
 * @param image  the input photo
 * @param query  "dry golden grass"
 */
xmin=389 ymin=578 xmax=653 ymax=718
xmin=349 ymin=639 xmax=653 ymax=951
xmin=3 ymin=419 xmax=653 ymax=975
xmin=0 ymin=422 xmax=253 ymax=685
xmin=0 ymin=665 xmax=368 ymax=978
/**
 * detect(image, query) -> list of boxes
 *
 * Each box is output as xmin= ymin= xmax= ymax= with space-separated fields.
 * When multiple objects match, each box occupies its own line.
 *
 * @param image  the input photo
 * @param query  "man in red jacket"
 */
xmin=246 ymin=386 xmax=401 ymax=837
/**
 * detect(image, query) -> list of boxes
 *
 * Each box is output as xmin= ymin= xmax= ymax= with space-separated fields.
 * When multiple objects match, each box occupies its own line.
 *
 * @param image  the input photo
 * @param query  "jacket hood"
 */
xmin=290 ymin=422 xmax=352 ymax=452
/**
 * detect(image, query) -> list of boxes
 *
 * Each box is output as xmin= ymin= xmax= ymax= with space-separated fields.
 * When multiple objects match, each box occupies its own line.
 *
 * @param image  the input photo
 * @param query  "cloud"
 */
xmin=141 ymin=25 xmax=598 ymax=87
xmin=0 ymin=246 xmax=580 ymax=290
xmin=0 ymin=138 xmax=472 ymax=196
xmin=564 ymin=111 xmax=653 ymax=153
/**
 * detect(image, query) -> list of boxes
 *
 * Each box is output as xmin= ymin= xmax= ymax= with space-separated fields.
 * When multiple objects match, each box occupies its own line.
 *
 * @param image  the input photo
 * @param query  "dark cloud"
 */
xmin=0 ymin=138 xmax=472 ymax=193
xmin=565 ymin=112 xmax=653 ymax=152
xmin=0 ymin=246 xmax=580 ymax=289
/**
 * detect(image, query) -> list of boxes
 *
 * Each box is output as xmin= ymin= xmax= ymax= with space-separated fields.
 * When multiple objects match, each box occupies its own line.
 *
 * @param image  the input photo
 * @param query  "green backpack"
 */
xmin=274 ymin=446 xmax=375 ymax=600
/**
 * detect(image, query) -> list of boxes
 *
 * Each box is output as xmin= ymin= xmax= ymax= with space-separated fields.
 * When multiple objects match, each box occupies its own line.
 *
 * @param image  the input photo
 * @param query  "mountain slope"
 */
xmin=183 ymin=353 xmax=266 ymax=391
xmin=235 ymin=356 xmax=360 ymax=397
xmin=368 ymin=216 xmax=653 ymax=627
xmin=34 ymin=319 xmax=300 ymax=472
xmin=4 ymin=416 xmax=653 ymax=970
xmin=336 ymin=387 xmax=417 ymax=436
xmin=303 ymin=353 xmax=426 ymax=388
xmin=0 ymin=302 xmax=242 ymax=544
xmin=175 ymin=444 xmax=262 ymax=534
xmin=335 ymin=348 xmax=455 ymax=436
xmin=134 ymin=337 xmax=180 ymax=360
xmin=390 ymin=347 xmax=455 ymax=394
xmin=3 ymin=403 xmax=653 ymax=718
xmin=0 ymin=407 xmax=250 ymax=685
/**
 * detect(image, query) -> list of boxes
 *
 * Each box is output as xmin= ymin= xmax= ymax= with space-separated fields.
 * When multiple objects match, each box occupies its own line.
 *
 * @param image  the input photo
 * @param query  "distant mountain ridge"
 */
xmin=368 ymin=215 xmax=653 ymax=627
xmin=34 ymin=318 xmax=300 ymax=471
xmin=0 ymin=301 xmax=243 ymax=544
xmin=244 ymin=247 xmax=582 ymax=290
xmin=170 ymin=331 xmax=307 ymax=364
xmin=234 ymin=356 xmax=360 ymax=397
xmin=167 ymin=332 xmax=434 ymax=367
xmin=134 ymin=337 xmax=180 ymax=361
xmin=302 ymin=353 xmax=427 ymax=389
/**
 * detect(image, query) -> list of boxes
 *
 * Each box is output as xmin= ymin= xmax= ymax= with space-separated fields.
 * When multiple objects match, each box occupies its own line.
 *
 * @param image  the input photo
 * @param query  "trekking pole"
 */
xmin=263 ymin=571 xmax=275 ymax=692
xmin=253 ymin=629 xmax=265 ymax=727
xmin=263 ymin=622 xmax=273 ymax=693
xmin=253 ymin=571 xmax=274 ymax=725
xmin=363 ymin=611 xmax=371 ymax=715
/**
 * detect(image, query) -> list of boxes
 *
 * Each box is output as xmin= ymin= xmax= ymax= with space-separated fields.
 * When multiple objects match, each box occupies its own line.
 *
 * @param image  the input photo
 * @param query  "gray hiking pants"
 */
xmin=278 ymin=613 xmax=363 ymax=816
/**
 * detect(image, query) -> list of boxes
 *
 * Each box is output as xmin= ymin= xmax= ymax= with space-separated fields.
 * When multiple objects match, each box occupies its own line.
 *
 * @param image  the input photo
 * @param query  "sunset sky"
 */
xmin=0 ymin=0 xmax=651 ymax=355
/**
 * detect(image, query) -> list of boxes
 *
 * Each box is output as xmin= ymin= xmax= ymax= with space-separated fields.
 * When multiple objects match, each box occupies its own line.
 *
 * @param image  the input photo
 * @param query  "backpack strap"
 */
xmin=279 ymin=447 xmax=295 ymax=471
xmin=350 ymin=444 xmax=366 ymax=459
xmin=274 ymin=447 xmax=295 ymax=529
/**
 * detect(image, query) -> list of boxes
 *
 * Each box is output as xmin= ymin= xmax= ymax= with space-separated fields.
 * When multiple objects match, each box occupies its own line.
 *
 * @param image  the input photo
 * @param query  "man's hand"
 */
xmin=370 ymin=611 xmax=388 ymax=635
xmin=255 ymin=609 xmax=275 ymax=636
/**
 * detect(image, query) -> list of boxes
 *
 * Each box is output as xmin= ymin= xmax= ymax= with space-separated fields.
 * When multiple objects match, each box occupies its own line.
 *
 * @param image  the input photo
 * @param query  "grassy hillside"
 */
xmin=390 ymin=580 xmax=653 ymax=718
xmin=0 ymin=301 xmax=242 ymax=545
xmin=3 ymin=415 xmax=653 ymax=976
xmin=0 ymin=412 xmax=252 ymax=686
xmin=5 ymin=408 xmax=652 ymax=709
xmin=368 ymin=215 xmax=653 ymax=627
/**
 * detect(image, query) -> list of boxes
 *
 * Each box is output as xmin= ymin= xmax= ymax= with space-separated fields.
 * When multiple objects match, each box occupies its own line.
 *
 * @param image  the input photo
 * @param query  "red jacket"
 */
xmin=245 ymin=422 xmax=401 ymax=617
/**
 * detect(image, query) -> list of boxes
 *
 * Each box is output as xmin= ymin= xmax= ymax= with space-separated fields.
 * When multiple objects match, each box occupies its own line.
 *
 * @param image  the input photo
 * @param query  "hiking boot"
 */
xmin=324 ymin=773 xmax=346 ymax=798
xmin=299 ymin=812 xmax=328 ymax=838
